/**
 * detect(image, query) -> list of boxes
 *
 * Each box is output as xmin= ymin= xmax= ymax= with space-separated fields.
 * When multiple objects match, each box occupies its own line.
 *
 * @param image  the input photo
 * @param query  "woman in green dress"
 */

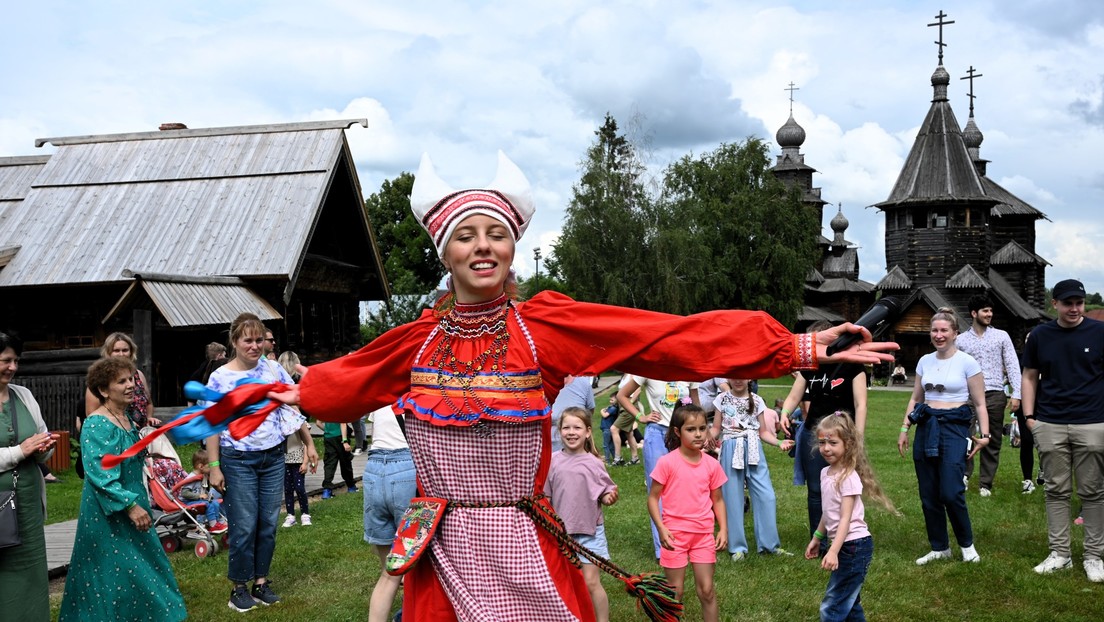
xmin=59 ymin=356 xmax=187 ymax=622
xmin=0 ymin=332 xmax=58 ymax=622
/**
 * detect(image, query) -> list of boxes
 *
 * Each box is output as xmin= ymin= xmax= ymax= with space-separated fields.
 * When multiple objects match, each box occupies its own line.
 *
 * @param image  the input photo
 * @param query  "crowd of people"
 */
xmin=5 ymin=149 xmax=1102 ymax=622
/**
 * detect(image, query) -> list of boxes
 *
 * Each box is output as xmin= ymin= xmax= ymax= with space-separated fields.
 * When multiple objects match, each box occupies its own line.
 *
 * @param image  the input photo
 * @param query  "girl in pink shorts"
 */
xmin=647 ymin=402 xmax=728 ymax=622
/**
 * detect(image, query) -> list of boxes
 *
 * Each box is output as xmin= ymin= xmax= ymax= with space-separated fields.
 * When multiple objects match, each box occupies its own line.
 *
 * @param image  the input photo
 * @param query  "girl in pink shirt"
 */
xmin=647 ymin=403 xmax=727 ymax=622
xmin=545 ymin=407 xmax=619 ymax=622
xmin=804 ymin=413 xmax=897 ymax=622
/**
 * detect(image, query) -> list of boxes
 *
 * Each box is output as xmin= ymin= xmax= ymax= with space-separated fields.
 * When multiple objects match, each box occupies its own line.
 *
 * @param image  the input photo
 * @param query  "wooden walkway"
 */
xmin=45 ymin=449 xmax=369 ymax=577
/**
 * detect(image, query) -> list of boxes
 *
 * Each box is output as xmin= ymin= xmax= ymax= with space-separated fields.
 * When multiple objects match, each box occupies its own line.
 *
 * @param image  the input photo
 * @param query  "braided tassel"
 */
xmin=621 ymin=573 xmax=683 ymax=622
xmin=515 ymin=496 xmax=683 ymax=622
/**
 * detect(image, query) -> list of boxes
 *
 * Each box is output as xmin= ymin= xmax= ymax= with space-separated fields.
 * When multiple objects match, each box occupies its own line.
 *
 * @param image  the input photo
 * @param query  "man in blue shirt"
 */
xmin=1022 ymin=279 xmax=1104 ymax=583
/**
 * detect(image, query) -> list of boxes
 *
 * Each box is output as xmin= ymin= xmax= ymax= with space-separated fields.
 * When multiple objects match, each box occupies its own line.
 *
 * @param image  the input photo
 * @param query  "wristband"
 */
xmin=781 ymin=407 xmax=791 ymax=417
xmin=342 ymin=439 xmax=349 ymax=443
xmin=814 ymin=530 xmax=825 ymax=540
xmin=126 ymin=501 xmax=137 ymax=510
xmin=899 ymin=426 xmax=909 ymax=433
xmin=1023 ymin=414 xmax=1036 ymax=420
xmin=208 ymin=460 xmax=220 ymax=468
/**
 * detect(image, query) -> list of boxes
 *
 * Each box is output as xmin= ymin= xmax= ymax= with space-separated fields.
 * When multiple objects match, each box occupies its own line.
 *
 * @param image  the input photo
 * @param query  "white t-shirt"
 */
xmin=368 ymin=405 xmax=408 ymax=451
xmin=630 ymin=376 xmax=698 ymax=427
xmin=916 ymin=350 xmax=981 ymax=403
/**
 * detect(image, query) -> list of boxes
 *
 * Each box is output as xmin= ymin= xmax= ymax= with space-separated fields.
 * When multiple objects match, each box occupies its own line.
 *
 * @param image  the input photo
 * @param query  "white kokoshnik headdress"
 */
xmin=410 ymin=151 xmax=536 ymax=256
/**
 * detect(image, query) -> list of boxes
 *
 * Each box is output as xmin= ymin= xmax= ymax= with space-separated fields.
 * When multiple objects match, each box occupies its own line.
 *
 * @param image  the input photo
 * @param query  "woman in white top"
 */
xmin=898 ymin=307 xmax=990 ymax=566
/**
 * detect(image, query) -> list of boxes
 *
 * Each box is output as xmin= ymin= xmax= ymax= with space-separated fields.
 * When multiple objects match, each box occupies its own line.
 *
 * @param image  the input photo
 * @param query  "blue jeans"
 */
xmin=719 ymin=436 xmax=781 ymax=553
xmin=362 ymin=448 xmax=418 ymax=545
xmin=800 ymin=422 xmax=830 ymax=536
xmin=205 ymin=488 xmax=224 ymax=524
xmin=913 ymin=419 xmax=973 ymax=550
xmin=220 ymin=444 xmax=285 ymax=583
xmin=643 ymin=423 xmax=668 ymax=558
xmin=820 ymin=536 xmax=873 ymax=622
xmin=601 ymin=421 xmax=615 ymax=463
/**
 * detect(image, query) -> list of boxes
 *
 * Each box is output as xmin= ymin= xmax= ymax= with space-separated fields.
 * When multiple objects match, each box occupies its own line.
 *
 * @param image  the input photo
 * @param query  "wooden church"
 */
xmin=873 ymin=13 xmax=1049 ymax=368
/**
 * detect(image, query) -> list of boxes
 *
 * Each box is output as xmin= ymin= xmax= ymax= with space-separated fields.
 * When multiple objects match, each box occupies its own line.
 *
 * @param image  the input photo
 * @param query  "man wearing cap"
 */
xmin=1021 ymin=278 xmax=1104 ymax=582
xmin=957 ymin=294 xmax=1022 ymax=497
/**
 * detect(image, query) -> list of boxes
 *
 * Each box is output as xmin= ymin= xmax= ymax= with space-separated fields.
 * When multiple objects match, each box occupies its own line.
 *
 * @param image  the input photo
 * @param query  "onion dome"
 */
xmin=775 ymin=114 xmax=806 ymax=148
xmin=931 ymin=65 xmax=950 ymax=101
xmin=830 ymin=205 xmax=849 ymax=245
xmin=962 ymin=115 xmax=984 ymax=149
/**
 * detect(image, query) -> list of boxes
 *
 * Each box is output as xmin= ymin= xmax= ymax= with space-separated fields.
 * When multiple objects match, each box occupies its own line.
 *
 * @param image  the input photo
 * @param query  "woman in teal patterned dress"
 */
xmin=0 ymin=332 xmax=59 ymax=622
xmin=59 ymin=356 xmax=186 ymax=621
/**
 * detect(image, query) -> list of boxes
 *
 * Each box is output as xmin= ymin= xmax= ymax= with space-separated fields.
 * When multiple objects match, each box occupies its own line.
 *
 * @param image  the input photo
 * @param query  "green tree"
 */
xmin=553 ymin=113 xmax=655 ymax=309
xmin=364 ymin=172 xmax=446 ymax=295
xmin=656 ymin=139 xmax=818 ymax=324
xmin=361 ymin=172 xmax=444 ymax=340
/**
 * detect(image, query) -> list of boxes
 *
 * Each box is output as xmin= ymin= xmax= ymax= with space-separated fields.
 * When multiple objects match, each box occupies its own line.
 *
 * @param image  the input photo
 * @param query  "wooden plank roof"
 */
xmin=0 ymin=120 xmax=382 ymax=292
xmin=106 ymin=278 xmax=283 ymax=327
xmin=876 ymin=69 xmax=995 ymax=209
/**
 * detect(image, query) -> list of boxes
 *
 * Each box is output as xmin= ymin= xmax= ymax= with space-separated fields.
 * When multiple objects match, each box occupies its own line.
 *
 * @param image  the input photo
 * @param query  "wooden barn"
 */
xmin=874 ymin=57 xmax=1049 ymax=369
xmin=0 ymin=120 xmax=389 ymax=431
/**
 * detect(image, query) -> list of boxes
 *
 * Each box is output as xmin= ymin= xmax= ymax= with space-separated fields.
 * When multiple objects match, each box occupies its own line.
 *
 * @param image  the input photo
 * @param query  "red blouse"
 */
xmin=300 ymin=291 xmax=812 ymax=424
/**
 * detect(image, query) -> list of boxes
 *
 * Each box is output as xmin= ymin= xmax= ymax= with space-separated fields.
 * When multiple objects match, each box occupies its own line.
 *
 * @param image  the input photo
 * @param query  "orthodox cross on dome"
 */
xmin=960 ymin=65 xmax=983 ymax=115
xmin=785 ymin=81 xmax=800 ymax=114
xmin=927 ymin=10 xmax=955 ymax=65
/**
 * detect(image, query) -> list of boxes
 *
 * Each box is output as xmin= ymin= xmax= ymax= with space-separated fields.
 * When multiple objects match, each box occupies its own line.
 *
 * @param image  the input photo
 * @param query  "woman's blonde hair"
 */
xmin=559 ymin=406 xmax=599 ymax=457
xmin=277 ymin=351 xmax=301 ymax=380
xmin=931 ymin=306 xmax=960 ymax=333
xmin=101 ymin=332 xmax=138 ymax=362
xmin=816 ymin=413 xmax=899 ymax=515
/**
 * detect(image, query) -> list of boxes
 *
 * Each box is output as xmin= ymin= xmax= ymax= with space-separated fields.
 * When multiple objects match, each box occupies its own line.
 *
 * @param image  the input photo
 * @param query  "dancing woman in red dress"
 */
xmin=285 ymin=152 xmax=896 ymax=622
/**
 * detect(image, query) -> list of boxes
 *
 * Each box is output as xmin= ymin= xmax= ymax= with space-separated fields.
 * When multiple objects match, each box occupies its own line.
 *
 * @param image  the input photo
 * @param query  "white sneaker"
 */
xmin=963 ymin=475 xmax=969 ymax=489
xmin=353 ymin=448 xmax=363 ymax=456
xmin=1085 ymin=558 xmax=1104 ymax=583
xmin=916 ymin=549 xmax=953 ymax=565
xmin=185 ymin=529 xmax=206 ymax=540
xmin=1022 ymin=479 xmax=1036 ymax=494
xmin=300 ymin=513 xmax=312 ymax=526
xmin=961 ymin=545 xmax=980 ymax=563
xmin=979 ymin=488 xmax=992 ymax=498
xmin=282 ymin=514 xmax=296 ymax=528
xmin=1034 ymin=552 xmax=1072 ymax=574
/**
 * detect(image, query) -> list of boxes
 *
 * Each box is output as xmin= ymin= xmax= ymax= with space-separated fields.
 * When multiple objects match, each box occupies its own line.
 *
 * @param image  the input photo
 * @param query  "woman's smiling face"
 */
xmin=442 ymin=214 xmax=515 ymax=303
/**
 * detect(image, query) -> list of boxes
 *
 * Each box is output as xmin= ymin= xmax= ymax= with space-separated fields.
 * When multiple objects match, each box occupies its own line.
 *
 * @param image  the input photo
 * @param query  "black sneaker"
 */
xmin=228 ymin=585 xmax=257 ymax=612
xmin=251 ymin=582 xmax=281 ymax=606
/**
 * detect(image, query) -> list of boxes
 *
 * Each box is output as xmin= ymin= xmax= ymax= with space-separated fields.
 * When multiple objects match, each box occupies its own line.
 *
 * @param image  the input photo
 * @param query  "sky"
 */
xmin=3 ymin=0 xmax=1103 ymax=298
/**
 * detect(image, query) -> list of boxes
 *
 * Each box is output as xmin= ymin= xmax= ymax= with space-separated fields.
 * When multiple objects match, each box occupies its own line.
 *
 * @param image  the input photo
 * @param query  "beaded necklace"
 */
xmin=417 ymin=293 xmax=542 ymax=432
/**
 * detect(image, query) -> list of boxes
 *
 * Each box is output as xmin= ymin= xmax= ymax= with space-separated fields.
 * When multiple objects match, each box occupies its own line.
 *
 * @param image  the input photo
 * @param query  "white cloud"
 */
xmin=4 ymin=0 xmax=1103 ymax=298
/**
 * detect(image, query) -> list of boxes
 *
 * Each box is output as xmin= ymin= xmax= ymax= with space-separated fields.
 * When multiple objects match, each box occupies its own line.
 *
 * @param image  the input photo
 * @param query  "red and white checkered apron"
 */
xmin=405 ymin=416 xmax=579 ymax=622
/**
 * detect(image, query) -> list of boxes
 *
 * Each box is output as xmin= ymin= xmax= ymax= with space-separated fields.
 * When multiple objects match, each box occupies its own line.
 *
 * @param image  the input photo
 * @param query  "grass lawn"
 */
xmin=47 ymin=382 xmax=1104 ymax=621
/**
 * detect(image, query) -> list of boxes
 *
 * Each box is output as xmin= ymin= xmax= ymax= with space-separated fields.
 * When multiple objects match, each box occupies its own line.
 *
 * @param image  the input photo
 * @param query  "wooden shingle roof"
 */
xmin=0 ymin=120 xmax=384 ymax=297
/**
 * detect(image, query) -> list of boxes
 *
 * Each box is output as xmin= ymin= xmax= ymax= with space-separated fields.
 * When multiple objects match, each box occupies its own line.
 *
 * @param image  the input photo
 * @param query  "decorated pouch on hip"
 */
xmin=0 ymin=470 xmax=21 ymax=549
xmin=385 ymin=496 xmax=448 ymax=576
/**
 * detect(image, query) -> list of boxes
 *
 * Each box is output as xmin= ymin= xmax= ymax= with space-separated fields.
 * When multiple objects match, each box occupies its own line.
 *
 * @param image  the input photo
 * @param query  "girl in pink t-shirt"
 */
xmin=545 ymin=407 xmax=619 ymax=622
xmin=804 ymin=413 xmax=897 ymax=622
xmin=647 ymin=403 xmax=727 ymax=622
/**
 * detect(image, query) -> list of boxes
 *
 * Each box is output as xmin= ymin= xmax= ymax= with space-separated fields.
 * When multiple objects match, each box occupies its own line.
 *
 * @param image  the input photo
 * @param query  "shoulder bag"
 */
xmin=0 ymin=405 xmax=23 ymax=549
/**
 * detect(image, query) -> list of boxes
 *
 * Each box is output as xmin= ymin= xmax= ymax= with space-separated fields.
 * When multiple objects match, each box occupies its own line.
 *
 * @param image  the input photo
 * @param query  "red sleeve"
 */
xmin=299 ymin=311 xmax=437 ymax=423
xmin=519 ymin=291 xmax=808 ymax=384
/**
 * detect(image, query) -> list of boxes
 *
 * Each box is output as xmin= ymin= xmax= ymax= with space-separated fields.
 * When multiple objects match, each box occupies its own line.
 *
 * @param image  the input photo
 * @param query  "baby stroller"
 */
xmin=142 ymin=429 xmax=227 ymax=558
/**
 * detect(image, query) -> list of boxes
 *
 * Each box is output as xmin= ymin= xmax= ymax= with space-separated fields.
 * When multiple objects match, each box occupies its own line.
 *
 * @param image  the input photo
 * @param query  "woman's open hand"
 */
xmin=816 ymin=323 xmax=899 ymax=365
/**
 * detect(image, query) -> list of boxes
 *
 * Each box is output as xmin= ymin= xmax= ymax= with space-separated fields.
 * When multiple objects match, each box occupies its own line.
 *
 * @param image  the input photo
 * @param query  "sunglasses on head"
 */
xmin=924 ymin=383 xmax=945 ymax=392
